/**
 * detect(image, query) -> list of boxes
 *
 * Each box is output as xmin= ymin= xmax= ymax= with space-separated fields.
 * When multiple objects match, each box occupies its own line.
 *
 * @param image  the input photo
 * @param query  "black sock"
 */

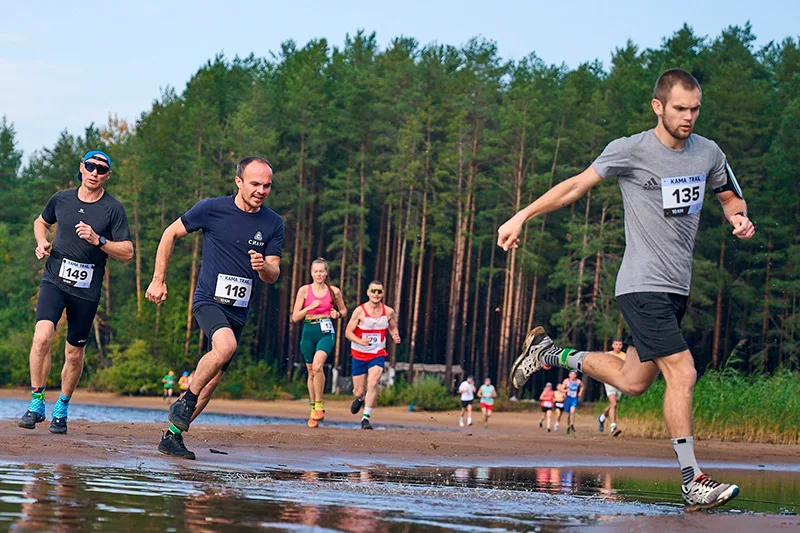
xmin=184 ymin=389 xmax=199 ymax=403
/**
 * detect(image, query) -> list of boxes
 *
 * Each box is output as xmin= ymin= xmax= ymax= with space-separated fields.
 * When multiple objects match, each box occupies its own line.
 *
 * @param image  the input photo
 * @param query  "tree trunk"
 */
xmin=183 ymin=232 xmax=200 ymax=359
xmin=483 ymin=223 xmax=497 ymax=383
xmin=458 ymin=195 xmax=476 ymax=372
xmin=712 ymin=230 xmax=727 ymax=368
xmin=132 ymin=172 xmax=142 ymax=316
xmin=357 ymin=141 xmax=367 ymax=299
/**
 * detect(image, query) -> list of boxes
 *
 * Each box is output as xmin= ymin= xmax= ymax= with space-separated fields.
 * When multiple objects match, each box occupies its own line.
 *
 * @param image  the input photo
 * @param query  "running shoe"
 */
xmin=539 ymin=420 xmax=543 ymax=428
xmin=311 ymin=409 xmax=325 ymax=422
xmin=682 ymin=474 xmax=739 ymax=512
xmin=554 ymin=422 xmax=560 ymax=432
xmin=612 ymin=427 xmax=622 ymax=437
xmin=168 ymin=396 xmax=196 ymax=433
xmin=350 ymin=397 xmax=365 ymax=415
xmin=49 ymin=416 xmax=67 ymax=434
xmin=597 ymin=415 xmax=605 ymax=432
xmin=467 ymin=417 xmax=472 ymax=426
xmin=307 ymin=416 xmax=319 ymax=428
xmin=361 ymin=418 xmax=373 ymax=430
xmin=18 ymin=410 xmax=45 ymax=430
xmin=459 ymin=417 xmax=465 ymax=428
xmin=158 ymin=431 xmax=196 ymax=460
xmin=510 ymin=326 xmax=558 ymax=388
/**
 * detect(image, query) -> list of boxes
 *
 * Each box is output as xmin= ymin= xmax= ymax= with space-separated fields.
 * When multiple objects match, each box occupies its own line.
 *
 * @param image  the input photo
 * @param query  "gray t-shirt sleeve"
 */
xmin=592 ymin=137 xmax=631 ymax=179
xmin=707 ymin=141 xmax=728 ymax=189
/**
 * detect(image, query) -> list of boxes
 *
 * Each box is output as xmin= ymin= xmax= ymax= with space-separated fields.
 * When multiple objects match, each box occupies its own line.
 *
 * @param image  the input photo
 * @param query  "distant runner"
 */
xmin=345 ymin=280 xmax=401 ymax=430
xmin=598 ymin=338 xmax=626 ymax=437
xmin=162 ymin=370 xmax=176 ymax=401
xmin=553 ymin=382 xmax=566 ymax=432
xmin=291 ymin=258 xmax=348 ymax=428
xmin=477 ymin=378 xmax=497 ymax=428
xmin=538 ymin=382 xmax=555 ymax=432
xmin=457 ymin=376 xmax=476 ymax=427
xmin=562 ymin=371 xmax=582 ymax=435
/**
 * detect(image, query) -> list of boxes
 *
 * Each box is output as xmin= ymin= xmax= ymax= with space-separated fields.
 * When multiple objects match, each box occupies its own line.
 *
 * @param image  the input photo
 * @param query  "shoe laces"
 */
xmin=693 ymin=474 xmax=720 ymax=489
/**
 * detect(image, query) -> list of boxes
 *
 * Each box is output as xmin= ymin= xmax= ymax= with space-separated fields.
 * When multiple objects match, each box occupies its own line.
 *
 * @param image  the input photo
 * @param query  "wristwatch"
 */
xmin=97 ymin=236 xmax=107 ymax=247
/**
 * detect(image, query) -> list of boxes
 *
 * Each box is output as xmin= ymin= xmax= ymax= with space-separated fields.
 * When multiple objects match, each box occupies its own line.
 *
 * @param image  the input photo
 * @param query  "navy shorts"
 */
xmin=195 ymin=303 xmax=245 ymax=372
xmin=564 ymin=396 xmax=579 ymax=412
xmin=617 ymin=292 xmax=688 ymax=361
xmin=36 ymin=281 xmax=99 ymax=347
xmin=351 ymin=356 xmax=386 ymax=377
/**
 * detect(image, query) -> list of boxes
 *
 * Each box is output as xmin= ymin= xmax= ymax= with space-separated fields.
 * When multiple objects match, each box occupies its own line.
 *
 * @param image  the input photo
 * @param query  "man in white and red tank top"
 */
xmin=345 ymin=280 xmax=401 ymax=430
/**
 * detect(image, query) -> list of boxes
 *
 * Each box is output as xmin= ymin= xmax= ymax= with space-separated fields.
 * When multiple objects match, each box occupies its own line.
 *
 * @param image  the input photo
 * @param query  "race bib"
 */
xmin=214 ymin=274 xmax=252 ymax=307
xmin=542 ymin=401 xmax=553 ymax=408
xmin=661 ymin=173 xmax=706 ymax=217
xmin=58 ymin=258 xmax=94 ymax=288
xmin=363 ymin=332 xmax=381 ymax=345
xmin=320 ymin=318 xmax=334 ymax=334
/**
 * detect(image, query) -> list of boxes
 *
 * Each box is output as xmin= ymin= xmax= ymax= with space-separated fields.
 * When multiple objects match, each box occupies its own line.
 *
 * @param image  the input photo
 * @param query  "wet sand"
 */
xmin=1 ymin=388 xmax=799 ymax=470
xmin=2 ymin=389 xmax=799 ymax=531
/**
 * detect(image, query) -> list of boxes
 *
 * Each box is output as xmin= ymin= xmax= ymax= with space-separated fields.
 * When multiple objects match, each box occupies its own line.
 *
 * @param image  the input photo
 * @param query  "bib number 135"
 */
xmin=214 ymin=274 xmax=252 ymax=307
xmin=661 ymin=173 xmax=706 ymax=217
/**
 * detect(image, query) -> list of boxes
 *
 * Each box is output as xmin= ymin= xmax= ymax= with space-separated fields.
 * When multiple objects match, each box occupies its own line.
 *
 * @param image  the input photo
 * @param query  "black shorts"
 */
xmin=36 ymin=281 xmax=99 ymax=347
xmin=461 ymin=400 xmax=473 ymax=408
xmin=541 ymin=406 xmax=552 ymax=412
xmin=554 ymin=402 xmax=564 ymax=410
xmin=194 ymin=303 xmax=245 ymax=372
xmin=617 ymin=292 xmax=689 ymax=361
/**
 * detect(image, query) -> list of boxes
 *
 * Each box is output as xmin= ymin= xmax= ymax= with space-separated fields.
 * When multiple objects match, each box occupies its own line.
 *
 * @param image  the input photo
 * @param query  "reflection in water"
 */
xmin=0 ymin=463 xmax=797 ymax=531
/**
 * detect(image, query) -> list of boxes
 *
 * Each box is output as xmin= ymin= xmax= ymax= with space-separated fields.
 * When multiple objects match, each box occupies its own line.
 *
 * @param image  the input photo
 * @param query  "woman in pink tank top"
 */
xmin=291 ymin=258 xmax=348 ymax=428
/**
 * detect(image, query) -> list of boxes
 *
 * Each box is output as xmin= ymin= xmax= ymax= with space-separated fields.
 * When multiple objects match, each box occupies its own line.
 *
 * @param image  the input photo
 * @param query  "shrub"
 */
xmin=88 ymin=339 xmax=162 ymax=394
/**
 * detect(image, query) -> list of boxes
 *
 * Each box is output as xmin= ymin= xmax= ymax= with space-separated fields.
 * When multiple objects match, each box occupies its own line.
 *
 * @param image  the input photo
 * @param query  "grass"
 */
xmin=599 ymin=369 xmax=800 ymax=444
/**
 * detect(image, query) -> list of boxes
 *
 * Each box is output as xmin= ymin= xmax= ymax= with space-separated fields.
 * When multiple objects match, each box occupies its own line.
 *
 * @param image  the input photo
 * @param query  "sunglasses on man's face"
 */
xmin=369 ymin=288 xmax=384 ymax=295
xmin=84 ymin=161 xmax=110 ymax=175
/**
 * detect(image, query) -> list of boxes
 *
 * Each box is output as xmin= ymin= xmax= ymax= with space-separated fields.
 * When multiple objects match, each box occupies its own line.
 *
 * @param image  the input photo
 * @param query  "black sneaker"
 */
xmin=168 ymin=396 xmax=196 ymax=432
xmin=18 ymin=410 xmax=45 ymax=430
xmin=350 ymin=397 xmax=365 ymax=415
xmin=361 ymin=418 xmax=373 ymax=430
xmin=49 ymin=417 xmax=67 ymax=434
xmin=158 ymin=431 xmax=196 ymax=460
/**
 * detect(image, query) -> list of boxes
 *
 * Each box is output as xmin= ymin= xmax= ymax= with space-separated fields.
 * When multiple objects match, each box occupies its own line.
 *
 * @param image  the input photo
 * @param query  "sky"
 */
xmin=2 ymin=0 xmax=798 ymax=161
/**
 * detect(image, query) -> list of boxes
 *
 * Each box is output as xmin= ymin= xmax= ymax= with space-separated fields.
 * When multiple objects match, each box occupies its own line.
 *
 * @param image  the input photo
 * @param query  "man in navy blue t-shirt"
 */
xmin=146 ymin=156 xmax=284 ymax=459
xmin=18 ymin=150 xmax=133 ymax=435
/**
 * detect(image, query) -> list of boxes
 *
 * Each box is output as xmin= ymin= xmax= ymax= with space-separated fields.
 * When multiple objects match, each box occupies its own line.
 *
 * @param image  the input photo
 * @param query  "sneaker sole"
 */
xmin=49 ymin=426 xmax=67 ymax=435
xmin=612 ymin=429 xmax=622 ymax=437
xmin=18 ymin=421 xmax=36 ymax=430
xmin=157 ymin=448 xmax=196 ymax=460
xmin=684 ymin=485 xmax=739 ymax=512
xmin=510 ymin=326 xmax=549 ymax=388
xmin=168 ymin=410 xmax=191 ymax=432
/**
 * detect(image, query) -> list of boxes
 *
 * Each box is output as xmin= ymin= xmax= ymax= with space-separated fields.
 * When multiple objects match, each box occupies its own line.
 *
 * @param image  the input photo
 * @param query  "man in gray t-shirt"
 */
xmin=498 ymin=69 xmax=754 ymax=511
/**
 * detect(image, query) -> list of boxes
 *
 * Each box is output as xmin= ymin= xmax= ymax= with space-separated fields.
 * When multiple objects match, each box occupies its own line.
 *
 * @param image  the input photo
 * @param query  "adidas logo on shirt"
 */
xmin=78 ymin=208 xmax=85 ymax=213
xmin=643 ymin=177 xmax=660 ymax=191
xmin=248 ymin=231 xmax=265 ymax=247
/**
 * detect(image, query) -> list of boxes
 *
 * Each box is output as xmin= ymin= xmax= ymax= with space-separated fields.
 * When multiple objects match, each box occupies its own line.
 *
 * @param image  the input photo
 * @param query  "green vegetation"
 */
xmin=1 ymin=25 xmax=799 ymax=403
xmin=599 ymin=369 xmax=800 ymax=444
xmin=379 ymin=376 xmax=461 ymax=411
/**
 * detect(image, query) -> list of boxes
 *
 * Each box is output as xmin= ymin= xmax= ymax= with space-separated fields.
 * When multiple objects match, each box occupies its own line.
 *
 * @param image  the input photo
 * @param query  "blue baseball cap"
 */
xmin=78 ymin=150 xmax=112 ymax=181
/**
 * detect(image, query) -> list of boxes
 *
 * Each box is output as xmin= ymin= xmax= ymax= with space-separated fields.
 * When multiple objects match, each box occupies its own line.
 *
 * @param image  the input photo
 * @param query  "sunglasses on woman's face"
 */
xmin=369 ymin=288 xmax=384 ymax=295
xmin=84 ymin=161 xmax=110 ymax=175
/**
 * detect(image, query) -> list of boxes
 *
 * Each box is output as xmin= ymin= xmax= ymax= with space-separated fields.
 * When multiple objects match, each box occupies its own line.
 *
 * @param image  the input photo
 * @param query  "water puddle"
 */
xmin=0 ymin=463 xmax=796 ymax=531
xmin=0 ymin=398 xmax=442 ymax=431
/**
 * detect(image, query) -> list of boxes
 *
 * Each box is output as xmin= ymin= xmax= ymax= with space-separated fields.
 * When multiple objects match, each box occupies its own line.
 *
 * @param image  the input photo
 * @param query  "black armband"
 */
xmin=712 ymin=163 xmax=744 ymax=200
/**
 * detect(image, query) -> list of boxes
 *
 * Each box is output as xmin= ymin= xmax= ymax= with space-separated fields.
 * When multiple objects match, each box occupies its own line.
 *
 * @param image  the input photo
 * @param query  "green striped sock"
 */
xmin=169 ymin=424 xmax=182 ymax=435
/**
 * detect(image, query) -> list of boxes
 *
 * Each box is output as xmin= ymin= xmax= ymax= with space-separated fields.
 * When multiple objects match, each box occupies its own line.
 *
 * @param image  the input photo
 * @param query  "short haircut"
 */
xmin=653 ymin=68 xmax=701 ymax=105
xmin=236 ymin=156 xmax=273 ymax=178
xmin=368 ymin=280 xmax=383 ymax=287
